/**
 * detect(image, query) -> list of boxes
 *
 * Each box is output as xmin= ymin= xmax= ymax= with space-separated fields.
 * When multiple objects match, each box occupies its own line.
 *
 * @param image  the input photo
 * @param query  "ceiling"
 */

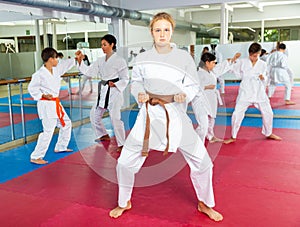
xmin=0 ymin=0 xmax=299 ymax=32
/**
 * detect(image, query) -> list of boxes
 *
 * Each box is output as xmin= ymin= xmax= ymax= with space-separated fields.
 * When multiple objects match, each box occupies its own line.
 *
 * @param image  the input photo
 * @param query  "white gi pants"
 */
xmin=191 ymin=95 xmax=210 ymax=143
xmin=217 ymin=76 xmax=225 ymax=94
xmin=268 ymin=80 xmax=292 ymax=101
xmin=80 ymin=75 xmax=93 ymax=93
xmin=194 ymin=108 xmax=209 ymax=143
xmin=91 ymin=99 xmax=126 ymax=147
xmin=30 ymin=115 xmax=72 ymax=159
xmin=116 ymin=113 xmax=215 ymax=208
xmin=231 ymin=101 xmax=273 ymax=139
xmin=206 ymin=117 xmax=216 ymax=141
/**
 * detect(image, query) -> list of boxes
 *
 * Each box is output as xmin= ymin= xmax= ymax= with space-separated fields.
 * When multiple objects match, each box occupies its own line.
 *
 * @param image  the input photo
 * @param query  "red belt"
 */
xmin=40 ymin=97 xmax=65 ymax=127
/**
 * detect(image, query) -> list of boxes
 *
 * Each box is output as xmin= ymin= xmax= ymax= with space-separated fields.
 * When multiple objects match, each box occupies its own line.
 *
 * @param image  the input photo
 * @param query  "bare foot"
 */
xmin=198 ymin=201 xmax=223 ymax=222
xmin=30 ymin=158 xmax=48 ymax=165
xmin=109 ymin=201 xmax=131 ymax=218
xmin=116 ymin=146 xmax=123 ymax=152
xmin=223 ymin=137 xmax=236 ymax=144
xmin=285 ymin=100 xmax=296 ymax=105
xmin=54 ymin=148 xmax=73 ymax=153
xmin=95 ymin=134 xmax=110 ymax=142
xmin=267 ymin=133 xmax=282 ymax=141
xmin=209 ymin=137 xmax=223 ymax=143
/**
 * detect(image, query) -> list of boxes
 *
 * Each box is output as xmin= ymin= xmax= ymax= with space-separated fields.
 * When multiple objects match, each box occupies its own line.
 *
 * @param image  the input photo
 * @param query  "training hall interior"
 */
xmin=0 ymin=0 xmax=300 ymax=226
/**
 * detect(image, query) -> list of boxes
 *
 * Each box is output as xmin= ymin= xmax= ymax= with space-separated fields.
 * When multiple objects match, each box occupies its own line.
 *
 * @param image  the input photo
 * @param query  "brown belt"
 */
xmin=142 ymin=92 xmax=174 ymax=157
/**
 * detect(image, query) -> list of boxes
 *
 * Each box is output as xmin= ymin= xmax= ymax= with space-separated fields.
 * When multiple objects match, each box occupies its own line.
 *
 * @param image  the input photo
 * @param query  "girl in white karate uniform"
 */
xmin=28 ymin=47 xmax=76 ymax=164
xmin=224 ymin=43 xmax=281 ymax=144
xmin=109 ymin=12 xmax=223 ymax=222
xmin=196 ymin=52 xmax=240 ymax=143
xmin=77 ymin=34 xmax=129 ymax=151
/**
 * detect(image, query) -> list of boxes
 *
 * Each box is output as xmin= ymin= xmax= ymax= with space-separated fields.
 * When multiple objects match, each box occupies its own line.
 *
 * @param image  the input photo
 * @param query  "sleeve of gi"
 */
xmin=28 ymin=72 xmax=42 ymax=100
xmin=114 ymin=58 xmax=129 ymax=93
xmin=56 ymin=58 xmax=76 ymax=76
xmin=182 ymin=54 xmax=200 ymax=103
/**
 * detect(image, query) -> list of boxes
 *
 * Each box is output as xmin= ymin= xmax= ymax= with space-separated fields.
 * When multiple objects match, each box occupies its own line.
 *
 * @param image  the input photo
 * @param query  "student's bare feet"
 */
xmin=198 ymin=201 xmax=223 ymax=222
xmin=30 ymin=158 xmax=48 ymax=165
xmin=116 ymin=146 xmax=123 ymax=152
xmin=109 ymin=201 xmax=131 ymax=218
xmin=95 ymin=134 xmax=110 ymax=142
xmin=54 ymin=148 xmax=73 ymax=153
xmin=209 ymin=137 xmax=223 ymax=143
xmin=223 ymin=137 xmax=236 ymax=144
xmin=267 ymin=133 xmax=282 ymax=141
xmin=285 ymin=100 xmax=296 ymax=105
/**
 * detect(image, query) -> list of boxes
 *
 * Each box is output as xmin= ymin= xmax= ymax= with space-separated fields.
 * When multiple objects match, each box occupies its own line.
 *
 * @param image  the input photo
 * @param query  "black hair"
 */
xmin=278 ymin=43 xmax=286 ymax=50
xmin=198 ymin=52 xmax=216 ymax=69
xmin=101 ymin=34 xmax=117 ymax=51
xmin=57 ymin=52 xmax=64 ymax=58
xmin=248 ymin=42 xmax=262 ymax=55
xmin=83 ymin=54 xmax=90 ymax=66
xmin=202 ymin=46 xmax=209 ymax=54
xmin=41 ymin=47 xmax=58 ymax=62
xmin=260 ymin=49 xmax=267 ymax=57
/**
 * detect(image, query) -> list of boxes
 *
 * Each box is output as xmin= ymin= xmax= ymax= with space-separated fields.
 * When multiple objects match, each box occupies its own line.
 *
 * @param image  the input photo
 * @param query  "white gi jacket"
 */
xmin=231 ymin=58 xmax=269 ymax=103
xmin=28 ymin=59 xmax=76 ymax=119
xmin=198 ymin=60 xmax=231 ymax=118
xmin=267 ymin=51 xmax=291 ymax=84
xmin=78 ymin=53 xmax=129 ymax=108
xmin=130 ymin=46 xmax=199 ymax=152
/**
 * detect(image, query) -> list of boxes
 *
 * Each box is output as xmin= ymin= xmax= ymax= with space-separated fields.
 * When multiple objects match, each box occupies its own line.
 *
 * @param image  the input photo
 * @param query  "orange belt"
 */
xmin=142 ymin=93 xmax=174 ymax=157
xmin=40 ymin=97 xmax=65 ymax=127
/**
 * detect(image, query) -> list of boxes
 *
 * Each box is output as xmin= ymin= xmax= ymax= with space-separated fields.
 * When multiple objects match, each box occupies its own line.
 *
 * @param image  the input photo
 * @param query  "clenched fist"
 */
xmin=138 ymin=92 xmax=149 ymax=103
xmin=174 ymin=93 xmax=186 ymax=103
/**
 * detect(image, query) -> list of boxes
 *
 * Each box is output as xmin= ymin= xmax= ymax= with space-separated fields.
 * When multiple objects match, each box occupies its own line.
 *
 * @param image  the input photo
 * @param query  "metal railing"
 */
xmin=0 ymin=72 xmax=82 ymax=144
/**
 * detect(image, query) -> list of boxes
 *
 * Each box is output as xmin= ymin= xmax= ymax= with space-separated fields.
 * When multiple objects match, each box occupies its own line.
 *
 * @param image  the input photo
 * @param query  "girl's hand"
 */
xmin=138 ymin=92 xmax=149 ymax=103
xmin=109 ymin=81 xmax=116 ymax=87
xmin=259 ymin=74 xmax=264 ymax=80
xmin=205 ymin=84 xmax=215 ymax=90
xmin=42 ymin=94 xmax=53 ymax=100
xmin=174 ymin=93 xmax=186 ymax=103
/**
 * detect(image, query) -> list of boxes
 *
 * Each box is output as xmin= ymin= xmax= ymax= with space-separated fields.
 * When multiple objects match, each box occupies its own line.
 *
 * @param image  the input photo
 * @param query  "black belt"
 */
xmin=96 ymin=78 xmax=120 ymax=108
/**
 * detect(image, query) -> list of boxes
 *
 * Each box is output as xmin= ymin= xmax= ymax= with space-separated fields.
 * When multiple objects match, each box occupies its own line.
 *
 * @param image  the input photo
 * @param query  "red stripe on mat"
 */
xmin=0 ymin=113 xmax=38 ymax=127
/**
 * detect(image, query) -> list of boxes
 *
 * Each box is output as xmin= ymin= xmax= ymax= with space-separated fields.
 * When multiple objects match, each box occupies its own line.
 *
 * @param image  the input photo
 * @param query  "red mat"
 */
xmin=0 ymin=112 xmax=38 ymax=127
xmin=223 ymin=85 xmax=300 ymax=110
xmin=0 ymin=127 xmax=300 ymax=226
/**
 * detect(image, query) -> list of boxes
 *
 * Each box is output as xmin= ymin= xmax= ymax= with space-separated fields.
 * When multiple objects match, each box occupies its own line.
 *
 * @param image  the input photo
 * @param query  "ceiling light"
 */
xmin=200 ymin=5 xmax=209 ymax=9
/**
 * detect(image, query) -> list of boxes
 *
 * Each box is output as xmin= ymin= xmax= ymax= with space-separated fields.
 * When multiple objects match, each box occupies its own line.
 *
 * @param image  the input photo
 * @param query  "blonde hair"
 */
xmin=149 ymin=12 xmax=176 ymax=31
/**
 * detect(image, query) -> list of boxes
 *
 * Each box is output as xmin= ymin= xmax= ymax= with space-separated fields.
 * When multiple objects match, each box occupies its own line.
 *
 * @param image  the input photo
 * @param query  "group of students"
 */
xmin=27 ymin=12 xmax=289 ymax=222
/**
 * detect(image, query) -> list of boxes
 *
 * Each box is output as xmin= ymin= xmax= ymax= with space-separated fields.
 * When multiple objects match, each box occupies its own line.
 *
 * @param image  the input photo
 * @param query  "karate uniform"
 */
xmin=79 ymin=59 xmax=93 ymax=93
xmin=116 ymin=46 xmax=216 ymax=208
xmin=267 ymin=51 xmax=292 ymax=101
xmin=28 ymin=59 xmax=76 ymax=159
xmin=79 ymin=53 xmax=129 ymax=146
xmin=230 ymin=58 xmax=274 ymax=139
xmin=212 ymin=50 xmax=225 ymax=94
xmin=197 ymin=60 xmax=230 ymax=141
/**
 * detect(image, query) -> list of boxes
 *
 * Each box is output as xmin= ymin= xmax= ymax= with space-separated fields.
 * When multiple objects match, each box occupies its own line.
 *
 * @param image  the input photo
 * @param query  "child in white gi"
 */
xmin=109 ymin=12 xmax=223 ymax=222
xmin=195 ymin=52 xmax=240 ymax=143
xmin=267 ymin=43 xmax=295 ymax=105
xmin=28 ymin=47 xmax=76 ymax=164
xmin=224 ymin=43 xmax=282 ymax=144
